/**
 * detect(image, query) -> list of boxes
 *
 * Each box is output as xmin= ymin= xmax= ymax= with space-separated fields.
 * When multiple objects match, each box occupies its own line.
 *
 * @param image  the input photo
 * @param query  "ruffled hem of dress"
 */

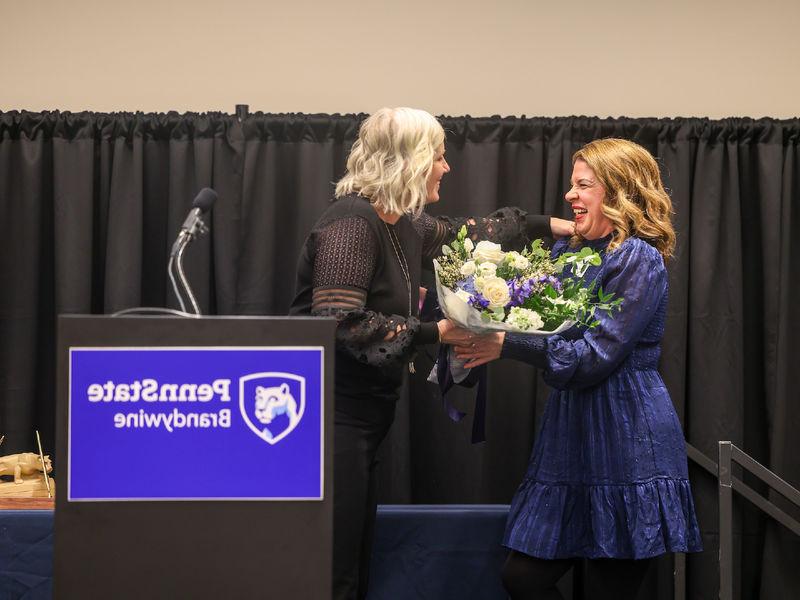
xmin=502 ymin=476 xmax=704 ymax=560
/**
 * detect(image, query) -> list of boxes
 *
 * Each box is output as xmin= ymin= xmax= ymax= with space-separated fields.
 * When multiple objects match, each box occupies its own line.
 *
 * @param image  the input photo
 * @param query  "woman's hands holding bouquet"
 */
xmin=436 ymin=319 xmax=472 ymax=345
xmin=431 ymin=227 xmax=622 ymax=378
xmin=453 ymin=330 xmax=505 ymax=369
xmin=438 ymin=319 xmax=506 ymax=369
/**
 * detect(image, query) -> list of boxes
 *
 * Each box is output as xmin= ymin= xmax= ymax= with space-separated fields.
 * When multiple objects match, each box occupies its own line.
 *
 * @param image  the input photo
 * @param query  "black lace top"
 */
xmin=289 ymin=194 xmax=551 ymax=396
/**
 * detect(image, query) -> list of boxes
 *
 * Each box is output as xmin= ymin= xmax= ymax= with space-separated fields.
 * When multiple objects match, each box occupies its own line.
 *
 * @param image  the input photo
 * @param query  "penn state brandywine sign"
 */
xmin=68 ymin=347 xmax=324 ymax=501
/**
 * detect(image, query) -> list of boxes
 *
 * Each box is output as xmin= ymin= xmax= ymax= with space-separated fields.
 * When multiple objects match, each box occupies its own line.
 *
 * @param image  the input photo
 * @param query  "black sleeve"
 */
xmin=413 ymin=208 xmax=552 ymax=259
xmin=311 ymin=216 xmax=438 ymax=369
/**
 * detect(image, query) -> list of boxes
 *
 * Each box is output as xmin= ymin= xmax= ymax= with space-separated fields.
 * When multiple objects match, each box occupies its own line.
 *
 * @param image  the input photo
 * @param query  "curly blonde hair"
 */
xmin=335 ymin=107 xmax=445 ymax=217
xmin=572 ymin=138 xmax=676 ymax=259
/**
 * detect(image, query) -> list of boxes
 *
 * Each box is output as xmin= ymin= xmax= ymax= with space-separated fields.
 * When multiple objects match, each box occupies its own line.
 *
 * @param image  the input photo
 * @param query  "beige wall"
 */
xmin=2 ymin=0 xmax=798 ymax=118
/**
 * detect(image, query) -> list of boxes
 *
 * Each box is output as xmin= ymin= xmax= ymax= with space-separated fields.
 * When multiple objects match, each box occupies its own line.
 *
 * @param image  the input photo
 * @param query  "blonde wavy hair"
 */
xmin=335 ymin=107 xmax=445 ymax=217
xmin=572 ymin=138 xmax=676 ymax=259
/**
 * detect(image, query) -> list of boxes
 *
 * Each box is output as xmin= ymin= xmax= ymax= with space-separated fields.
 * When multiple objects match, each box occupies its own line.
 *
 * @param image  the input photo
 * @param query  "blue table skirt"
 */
xmin=1 ymin=505 xmax=511 ymax=600
xmin=0 ymin=511 xmax=54 ymax=600
xmin=370 ymin=505 xmax=510 ymax=600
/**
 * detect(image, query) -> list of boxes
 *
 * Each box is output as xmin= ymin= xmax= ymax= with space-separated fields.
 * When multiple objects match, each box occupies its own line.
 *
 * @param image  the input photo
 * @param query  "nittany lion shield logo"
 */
xmin=239 ymin=372 xmax=306 ymax=445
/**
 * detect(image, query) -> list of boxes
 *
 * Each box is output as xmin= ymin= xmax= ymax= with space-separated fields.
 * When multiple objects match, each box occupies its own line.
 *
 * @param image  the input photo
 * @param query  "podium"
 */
xmin=54 ymin=315 xmax=335 ymax=599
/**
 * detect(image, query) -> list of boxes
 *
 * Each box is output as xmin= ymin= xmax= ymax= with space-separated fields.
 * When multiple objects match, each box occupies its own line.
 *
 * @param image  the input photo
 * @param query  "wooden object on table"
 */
xmin=0 ymin=452 xmax=53 ymax=483
xmin=0 ymin=475 xmax=57 ymax=497
xmin=0 ymin=452 xmax=56 ymax=500
xmin=0 ymin=496 xmax=55 ymax=509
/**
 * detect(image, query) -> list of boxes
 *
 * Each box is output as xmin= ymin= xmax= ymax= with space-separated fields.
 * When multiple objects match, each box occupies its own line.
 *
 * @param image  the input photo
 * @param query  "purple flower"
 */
xmin=456 ymin=276 xmax=477 ymax=295
xmin=507 ymin=277 xmax=536 ymax=307
xmin=535 ymin=274 xmax=562 ymax=293
xmin=468 ymin=292 xmax=490 ymax=310
xmin=549 ymin=276 xmax=563 ymax=293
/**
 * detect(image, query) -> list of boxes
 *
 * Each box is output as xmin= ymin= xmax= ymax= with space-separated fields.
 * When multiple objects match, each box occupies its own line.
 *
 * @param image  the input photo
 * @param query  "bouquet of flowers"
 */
xmin=433 ymin=226 xmax=622 ymax=335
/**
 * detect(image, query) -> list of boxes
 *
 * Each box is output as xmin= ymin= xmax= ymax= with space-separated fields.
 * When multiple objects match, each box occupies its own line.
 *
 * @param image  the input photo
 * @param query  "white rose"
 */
xmin=463 ymin=238 xmax=474 ymax=252
xmin=513 ymin=256 xmax=530 ymax=270
xmin=460 ymin=260 xmax=477 ymax=276
xmin=480 ymin=276 xmax=511 ymax=309
xmin=473 ymin=240 xmax=505 ymax=264
xmin=477 ymin=261 xmax=497 ymax=276
xmin=455 ymin=289 xmax=474 ymax=303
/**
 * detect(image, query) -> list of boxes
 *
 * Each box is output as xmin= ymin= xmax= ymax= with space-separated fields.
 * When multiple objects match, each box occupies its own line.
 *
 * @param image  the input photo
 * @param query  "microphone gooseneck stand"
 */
xmin=167 ymin=252 xmax=188 ymax=314
xmin=113 ymin=187 xmax=217 ymax=318
xmin=170 ymin=229 xmax=204 ymax=316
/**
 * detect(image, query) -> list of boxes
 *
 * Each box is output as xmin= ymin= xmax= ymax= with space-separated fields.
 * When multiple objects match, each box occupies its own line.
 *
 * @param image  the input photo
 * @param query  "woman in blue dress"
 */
xmin=454 ymin=138 xmax=703 ymax=599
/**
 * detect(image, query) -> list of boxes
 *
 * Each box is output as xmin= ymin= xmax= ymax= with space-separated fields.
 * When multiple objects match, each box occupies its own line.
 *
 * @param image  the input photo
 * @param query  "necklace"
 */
xmin=383 ymin=221 xmax=415 ymax=372
xmin=383 ymin=221 xmax=413 ymax=316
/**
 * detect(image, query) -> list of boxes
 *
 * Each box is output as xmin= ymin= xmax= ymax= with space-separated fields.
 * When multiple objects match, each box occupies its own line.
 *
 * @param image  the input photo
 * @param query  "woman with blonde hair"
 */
xmin=290 ymin=107 xmax=572 ymax=600
xmin=455 ymin=138 xmax=702 ymax=600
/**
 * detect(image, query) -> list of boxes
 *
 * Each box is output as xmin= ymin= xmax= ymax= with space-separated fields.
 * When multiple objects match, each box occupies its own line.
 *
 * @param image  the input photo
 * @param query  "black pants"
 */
xmin=332 ymin=393 xmax=396 ymax=600
xmin=502 ymin=550 xmax=652 ymax=600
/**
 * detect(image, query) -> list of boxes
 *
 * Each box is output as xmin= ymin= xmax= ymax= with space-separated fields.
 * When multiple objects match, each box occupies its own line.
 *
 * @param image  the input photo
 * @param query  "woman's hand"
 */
xmin=437 ymin=320 xmax=474 ymax=345
xmin=550 ymin=217 xmax=575 ymax=238
xmin=454 ymin=332 xmax=505 ymax=368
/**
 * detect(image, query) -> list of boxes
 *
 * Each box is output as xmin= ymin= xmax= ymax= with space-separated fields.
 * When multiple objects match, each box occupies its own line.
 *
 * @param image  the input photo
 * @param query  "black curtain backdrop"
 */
xmin=1 ymin=110 xmax=799 ymax=599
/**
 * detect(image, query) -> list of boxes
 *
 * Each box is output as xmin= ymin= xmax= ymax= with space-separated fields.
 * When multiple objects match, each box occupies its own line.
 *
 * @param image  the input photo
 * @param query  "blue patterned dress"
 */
xmin=501 ymin=235 xmax=703 ymax=560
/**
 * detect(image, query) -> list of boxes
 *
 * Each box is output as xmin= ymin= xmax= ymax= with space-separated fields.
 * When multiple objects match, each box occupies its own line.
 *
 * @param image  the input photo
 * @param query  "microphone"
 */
xmin=180 ymin=187 xmax=217 ymax=236
xmin=168 ymin=188 xmax=218 ymax=315
xmin=171 ymin=188 xmax=217 ymax=257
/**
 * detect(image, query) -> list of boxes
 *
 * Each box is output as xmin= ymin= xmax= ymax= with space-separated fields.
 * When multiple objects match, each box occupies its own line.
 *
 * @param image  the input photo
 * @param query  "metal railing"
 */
xmin=718 ymin=442 xmax=800 ymax=600
xmin=674 ymin=442 xmax=800 ymax=600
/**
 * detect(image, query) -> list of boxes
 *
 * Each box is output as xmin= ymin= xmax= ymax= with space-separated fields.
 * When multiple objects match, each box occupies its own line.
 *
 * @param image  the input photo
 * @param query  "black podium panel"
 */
xmin=54 ymin=315 xmax=335 ymax=600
